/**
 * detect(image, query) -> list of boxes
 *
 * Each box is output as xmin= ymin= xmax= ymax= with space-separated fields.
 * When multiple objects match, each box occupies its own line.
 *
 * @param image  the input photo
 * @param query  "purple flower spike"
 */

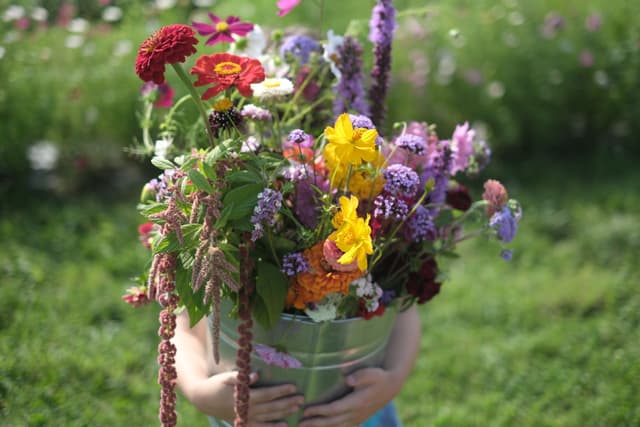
xmin=367 ymin=0 xmax=397 ymax=128
xmin=255 ymin=344 xmax=302 ymax=368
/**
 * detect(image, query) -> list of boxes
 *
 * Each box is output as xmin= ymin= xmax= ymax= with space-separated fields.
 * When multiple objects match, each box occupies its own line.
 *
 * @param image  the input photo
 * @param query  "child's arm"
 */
xmin=299 ymin=305 xmax=421 ymax=427
xmin=172 ymin=311 xmax=304 ymax=426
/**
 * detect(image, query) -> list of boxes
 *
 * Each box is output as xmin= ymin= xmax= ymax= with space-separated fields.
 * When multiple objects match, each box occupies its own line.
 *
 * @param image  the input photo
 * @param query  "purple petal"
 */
xmin=207 ymin=12 xmax=222 ymax=24
xmin=226 ymin=16 xmax=241 ymax=25
xmin=191 ymin=21 xmax=217 ymax=36
xmin=229 ymin=22 xmax=254 ymax=36
xmin=205 ymin=32 xmax=236 ymax=46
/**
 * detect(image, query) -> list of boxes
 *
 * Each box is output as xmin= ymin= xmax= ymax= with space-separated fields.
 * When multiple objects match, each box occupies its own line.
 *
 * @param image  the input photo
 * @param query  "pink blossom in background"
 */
xmin=585 ymin=12 xmax=602 ymax=32
xmin=15 ymin=17 xmax=30 ymax=30
xmin=277 ymin=0 xmax=302 ymax=17
xmin=140 ymin=82 xmax=176 ymax=108
xmin=255 ymin=344 xmax=302 ymax=368
xmin=192 ymin=14 xmax=254 ymax=46
xmin=56 ymin=1 xmax=76 ymax=27
xmin=580 ymin=50 xmax=594 ymax=68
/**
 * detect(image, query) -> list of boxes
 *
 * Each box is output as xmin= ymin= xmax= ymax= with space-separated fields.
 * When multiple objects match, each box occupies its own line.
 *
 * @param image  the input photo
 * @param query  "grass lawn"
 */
xmin=1 ymin=153 xmax=638 ymax=426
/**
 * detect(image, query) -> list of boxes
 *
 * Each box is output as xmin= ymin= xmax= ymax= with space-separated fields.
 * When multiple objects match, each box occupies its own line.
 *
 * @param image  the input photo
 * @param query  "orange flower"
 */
xmin=286 ymin=242 xmax=363 ymax=309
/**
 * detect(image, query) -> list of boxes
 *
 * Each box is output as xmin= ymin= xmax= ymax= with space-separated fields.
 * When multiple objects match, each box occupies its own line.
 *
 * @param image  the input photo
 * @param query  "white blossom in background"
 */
xmin=155 ymin=0 xmax=177 ymax=10
xmin=31 ymin=7 xmax=48 ymax=22
xmin=0 ymin=46 xmax=5 ymax=60
xmin=113 ymin=40 xmax=133 ymax=57
xmin=193 ymin=0 xmax=215 ymax=7
xmin=102 ymin=6 xmax=123 ymax=23
xmin=68 ymin=18 xmax=89 ymax=33
xmin=322 ymin=29 xmax=344 ymax=79
xmin=3 ymin=5 xmax=25 ymax=22
xmin=65 ymin=35 xmax=85 ymax=49
xmin=27 ymin=141 xmax=59 ymax=171
xmin=4 ymin=31 xmax=18 ymax=44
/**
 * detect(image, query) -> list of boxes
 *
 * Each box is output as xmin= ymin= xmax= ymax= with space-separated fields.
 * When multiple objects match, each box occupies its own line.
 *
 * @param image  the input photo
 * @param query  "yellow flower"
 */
xmin=324 ymin=113 xmax=378 ymax=166
xmin=329 ymin=214 xmax=373 ymax=272
xmin=329 ymin=195 xmax=373 ymax=272
xmin=332 ymin=195 xmax=359 ymax=229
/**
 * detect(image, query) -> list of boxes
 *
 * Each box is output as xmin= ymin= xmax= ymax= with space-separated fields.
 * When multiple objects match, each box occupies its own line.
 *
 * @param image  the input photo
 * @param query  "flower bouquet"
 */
xmin=123 ymin=1 xmax=522 ymax=426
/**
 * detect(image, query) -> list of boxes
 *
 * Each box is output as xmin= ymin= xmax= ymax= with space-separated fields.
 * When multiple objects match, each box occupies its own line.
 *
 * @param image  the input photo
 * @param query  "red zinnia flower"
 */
xmin=135 ymin=24 xmax=199 ymax=84
xmin=190 ymin=52 xmax=265 ymax=100
xmin=192 ymin=14 xmax=254 ymax=46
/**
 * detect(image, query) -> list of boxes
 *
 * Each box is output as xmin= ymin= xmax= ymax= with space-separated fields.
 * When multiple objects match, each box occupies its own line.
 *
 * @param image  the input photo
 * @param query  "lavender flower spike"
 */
xmin=250 ymin=189 xmax=283 ymax=241
xmin=367 ymin=0 xmax=397 ymax=128
xmin=333 ymin=36 xmax=369 ymax=117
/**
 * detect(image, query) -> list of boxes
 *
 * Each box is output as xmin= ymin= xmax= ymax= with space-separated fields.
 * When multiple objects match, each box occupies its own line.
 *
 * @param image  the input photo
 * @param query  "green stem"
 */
xmin=170 ymin=63 xmax=216 ymax=148
xmin=141 ymin=101 xmax=154 ymax=154
xmin=266 ymin=228 xmax=282 ymax=269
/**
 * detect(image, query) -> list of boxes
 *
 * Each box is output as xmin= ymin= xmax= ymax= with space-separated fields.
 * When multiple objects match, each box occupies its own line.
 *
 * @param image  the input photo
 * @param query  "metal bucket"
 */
xmin=210 ymin=301 xmax=399 ymax=426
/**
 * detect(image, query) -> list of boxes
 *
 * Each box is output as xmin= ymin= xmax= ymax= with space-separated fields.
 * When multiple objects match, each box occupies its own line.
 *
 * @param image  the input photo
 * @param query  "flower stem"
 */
xmin=170 ymin=63 xmax=216 ymax=147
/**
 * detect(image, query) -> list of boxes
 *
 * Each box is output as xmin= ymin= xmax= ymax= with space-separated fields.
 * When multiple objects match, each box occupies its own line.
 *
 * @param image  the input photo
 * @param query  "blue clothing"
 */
xmin=208 ymin=401 xmax=401 ymax=426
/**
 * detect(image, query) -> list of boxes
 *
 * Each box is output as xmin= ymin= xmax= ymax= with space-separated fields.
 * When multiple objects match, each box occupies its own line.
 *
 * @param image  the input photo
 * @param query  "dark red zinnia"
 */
xmin=190 ymin=52 xmax=265 ymax=100
xmin=135 ymin=24 xmax=199 ymax=84
xmin=446 ymin=183 xmax=472 ymax=211
xmin=406 ymin=257 xmax=441 ymax=304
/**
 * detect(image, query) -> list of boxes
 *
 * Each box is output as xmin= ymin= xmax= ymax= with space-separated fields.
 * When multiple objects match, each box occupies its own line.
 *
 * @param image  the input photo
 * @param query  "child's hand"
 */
xmin=189 ymin=371 xmax=304 ymax=427
xmin=298 ymin=367 xmax=400 ymax=427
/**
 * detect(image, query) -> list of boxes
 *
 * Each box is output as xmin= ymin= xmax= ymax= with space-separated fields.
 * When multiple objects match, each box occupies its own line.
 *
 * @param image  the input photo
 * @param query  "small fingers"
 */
xmin=252 ymin=394 xmax=305 ymax=421
xmin=250 ymin=383 xmax=298 ymax=403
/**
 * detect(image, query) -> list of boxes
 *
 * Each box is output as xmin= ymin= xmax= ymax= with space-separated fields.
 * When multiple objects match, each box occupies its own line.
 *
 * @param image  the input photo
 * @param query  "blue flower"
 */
xmin=490 ymin=206 xmax=518 ymax=243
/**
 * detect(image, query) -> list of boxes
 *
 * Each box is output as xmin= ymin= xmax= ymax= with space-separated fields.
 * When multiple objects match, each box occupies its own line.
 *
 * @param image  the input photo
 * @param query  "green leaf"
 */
xmin=188 ymin=169 xmax=215 ymax=194
xmin=226 ymin=169 xmax=264 ymax=185
xmin=201 ymin=161 xmax=217 ymax=182
xmin=221 ymin=183 xmax=264 ymax=221
xmin=272 ymin=236 xmax=297 ymax=252
xmin=151 ymin=156 xmax=175 ymax=170
xmin=254 ymin=260 xmax=288 ymax=329
xmin=175 ymin=263 xmax=207 ymax=327
xmin=435 ymin=210 xmax=456 ymax=228
xmin=153 ymin=223 xmax=202 ymax=254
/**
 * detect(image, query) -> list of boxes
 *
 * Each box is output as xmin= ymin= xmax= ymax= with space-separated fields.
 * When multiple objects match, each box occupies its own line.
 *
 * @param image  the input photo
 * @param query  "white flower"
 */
xmin=193 ymin=0 xmax=215 ymax=7
xmin=241 ymin=136 xmax=260 ymax=153
xmin=155 ymin=0 xmax=177 ymax=10
xmin=323 ymin=29 xmax=344 ymax=79
xmin=0 ymin=46 xmax=5 ymax=60
xmin=251 ymin=78 xmax=294 ymax=98
xmin=65 ymin=35 xmax=84 ymax=49
xmin=260 ymin=55 xmax=290 ymax=78
xmin=31 ymin=7 xmax=48 ymax=22
xmin=102 ymin=6 xmax=123 ymax=23
xmin=113 ymin=40 xmax=132 ymax=57
xmin=154 ymin=136 xmax=173 ymax=159
xmin=27 ymin=141 xmax=59 ymax=171
xmin=231 ymin=25 xmax=267 ymax=58
xmin=304 ymin=294 xmax=342 ymax=322
xmin=67 ymin=18 xmax=89 ymax=33
xmin=3 ymin=5 xmax=25 ymax=22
